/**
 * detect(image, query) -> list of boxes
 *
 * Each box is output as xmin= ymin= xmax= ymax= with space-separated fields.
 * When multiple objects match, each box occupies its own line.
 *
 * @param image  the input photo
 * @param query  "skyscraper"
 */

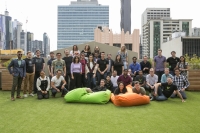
xmin=43 ymin=33 xmax=50 ymax=57
xmin=141 ymin=8 xmax=171 ymax=57
xmin=57 ymin=0 xmax=109 ymax=49
xmin=120 ymin=0 xmax=131 ymax=34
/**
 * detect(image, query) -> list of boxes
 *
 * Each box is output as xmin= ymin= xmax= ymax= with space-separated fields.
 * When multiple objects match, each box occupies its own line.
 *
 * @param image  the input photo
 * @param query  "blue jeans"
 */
xmin=155 ymin=92 xmax=168 ymax=101
xmin=51 ymin=86 xmax=68 ymax=96
xmin=123 ymin=61 xmax=128 ymax=69
xmin=97 ymin=71 xmax=107 ymax=85
xmin=87 ymin=73 xmax=96 ymax=89
xmin=170 ymin=90 xmax=187 ymax=99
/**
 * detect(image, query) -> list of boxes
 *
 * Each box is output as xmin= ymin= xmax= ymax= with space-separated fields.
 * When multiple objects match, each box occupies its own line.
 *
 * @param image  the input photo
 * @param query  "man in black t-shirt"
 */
xmin=134 ymin=70 xmax=146 ymax=88
xmin=32 ymin=50 xmax=45 ymax=94
xmin=154 ymin=77 xmax=185 ymax=102
xmin=23 ymin=51 xmax=35 ymax=97
xmin=97 ymin=52 xmax=108 ymax=85
xmin=62 ymin=49 xmax=73 ymax=90
xmin=47 ymin=52 xmax=55 ymax=80
xmin=167 ymin=51 xmax=180 ymax=76
xmin=140 ymin=56 xmax=151 ymax=76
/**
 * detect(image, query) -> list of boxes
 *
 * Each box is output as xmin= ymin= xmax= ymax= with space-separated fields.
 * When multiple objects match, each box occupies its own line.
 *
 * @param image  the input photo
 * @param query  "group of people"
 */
xmin=8 ymin=45 xmax=189 ymax=103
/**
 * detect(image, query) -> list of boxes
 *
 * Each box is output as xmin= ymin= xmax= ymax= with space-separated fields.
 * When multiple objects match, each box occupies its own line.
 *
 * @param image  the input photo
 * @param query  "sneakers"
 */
xmin=16 ymin=96 xmax=24 ymax=99
xmin=11 ymin=97 xmax=15 ymax=101
xmin=149 ymin=93 xmax=154 ymax=101
xmin=29 ymin=93 xmax=34 ymax=97
xmin=24 ymin=94 xmax=28 ymax=98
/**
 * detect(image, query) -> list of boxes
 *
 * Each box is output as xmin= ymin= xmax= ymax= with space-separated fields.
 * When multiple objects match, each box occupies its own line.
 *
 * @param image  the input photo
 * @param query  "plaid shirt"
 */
xmin=173 ymin=75 xmax=190 ymax=90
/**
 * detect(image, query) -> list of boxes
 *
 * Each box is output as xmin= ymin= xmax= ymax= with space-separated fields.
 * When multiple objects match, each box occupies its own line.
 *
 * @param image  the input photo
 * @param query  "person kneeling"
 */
xmin=132 ymin=81 xmax=146 ymax=95
xmin=154 ymin=77 xmax=185 ymax=102
xmin=51 ymin=70 xmax=68 ymax=97
xmin=36 ymin=71 xmax=50 ymax=100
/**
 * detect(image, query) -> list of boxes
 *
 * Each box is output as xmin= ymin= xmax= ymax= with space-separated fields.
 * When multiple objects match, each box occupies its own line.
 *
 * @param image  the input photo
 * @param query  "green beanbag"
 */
xmin=64 ymin=88 xmax=111 ymax=104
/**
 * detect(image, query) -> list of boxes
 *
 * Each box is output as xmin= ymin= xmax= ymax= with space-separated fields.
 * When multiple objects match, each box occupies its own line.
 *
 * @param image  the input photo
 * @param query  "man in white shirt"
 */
xmin=51 ymin=70 xmax=68 ymax=97
xmin=111 ymin=70 xmax=119 ymax=92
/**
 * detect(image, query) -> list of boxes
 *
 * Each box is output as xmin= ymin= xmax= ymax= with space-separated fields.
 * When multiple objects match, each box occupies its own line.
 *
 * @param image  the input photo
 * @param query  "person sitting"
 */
xmin=171 ymin=68 xmax=190 ymax=99
xmin=140 ymin=55 xmax=151 ymax=76
xmin=105 ymin=75 xmax=113 ymax=92
xmin=51 ymin=70 xmax=68 ymax=97
xmin=134 ymin=70 xmax=146 ymax=89
xmin=114 ymin=82 xmax=127 ymax=95
xmin=161 ymin=68 xmax=173 ymax=83
xmin=153 ymin=77 xmax=185 ymax=102
xmin=111 ymin=70 xmax=119 ymax=93
xmin=36 ymin=71 xmax=50 ymax=99
xmin=146 ymin=68 xmax=158 ymax=100
xmin=92 ymin=79 xmax=107 ymax=92
xmin=117 ymin=69 xmax=132 ymax=87
xmin=129 ymin=57 xmax=141 ymax=81
xmin=132 ymin=82 xmax=146 ymax=96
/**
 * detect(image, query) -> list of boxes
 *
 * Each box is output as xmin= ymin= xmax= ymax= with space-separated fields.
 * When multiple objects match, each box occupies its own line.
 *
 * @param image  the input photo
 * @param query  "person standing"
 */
xmin=80 ymin=53 xmax=87 ymax=87
xmin=96 ymin=52 xmax=108 ymax=85
xmin=167 ymin=51 xmax=180 ymax=76
xmin=70 ymin=45 xmax=80 ymax=57
xmin=8 ymin=51 xmax=26 ymax=101
xmin=51 ymin=70 xmax=68 ymax=97
xmin=85 ymin=55 xmax=97 ymax=89
xmin=23 ymin=51 xmax=35 ymax=97
xmin=176 ymin=56 xmax=189 ymax=78
xmin=171 ymin=68 xmax=190 ymax=99
xmin=71 ymin=56 xmax=82 ymax=89
xmin=117 ymin=46 xmax=128 ymax=69
xmin=93 ymin=52 xmax=100 ymax=63
xmin=111 ymin=70 xmax=119 ymax=92
xmin=62 ymin=49 xmax=73 ymax=90
xmin=140 ymin=56 xmax=151 ymax=76
xmin=113 ymin=55 xmax=124 ymax=76
xmin=36 ymin=71 xmax=50 ymax=99
xmin=81 ymin=44 xmax=91 ymax=61
xmin=106 ymin=53 xmax=114 ymax=76
xmin=152 ymin=49 xmax=166 ymax=83
xmin=32 ymin=50 xmax=45 ymax=94
xmin=51 ymin=53 xmax=66 ymax=76
xmin=129 ymin=57 xmax=141 ymax=81
xmin=47 ymin=52 xmax=55 ymax=80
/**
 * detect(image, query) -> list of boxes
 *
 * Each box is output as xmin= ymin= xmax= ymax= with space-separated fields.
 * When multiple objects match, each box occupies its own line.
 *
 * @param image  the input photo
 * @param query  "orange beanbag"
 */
xmin=111 ymin=85 xmax=150 ymax=107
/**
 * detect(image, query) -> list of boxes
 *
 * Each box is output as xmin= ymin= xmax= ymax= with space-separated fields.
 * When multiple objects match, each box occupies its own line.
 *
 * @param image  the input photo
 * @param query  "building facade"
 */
xmin=30 ymin=40 xmax=43 ymax=54
xmin=141 ymin=8 xmax=171 ymax=57
xmin=26 ymin=32 xmax=34 ymax=52
xmin=120 ymin=0 xmax=131 ymax=34
xmin=192 ymin=27 xmax=200 ymax=37
xmin=57 ymin=0 xmax=109 ymax=49
xmin=94 ymin=27 xmax=140 ymax=57
xmin=43 ymin=33 xmax=50 ymax=57
xmin=20 ymin=30 xmax=27 ymax=54
xmin=143 ymin=18 xmax=192 ymax=58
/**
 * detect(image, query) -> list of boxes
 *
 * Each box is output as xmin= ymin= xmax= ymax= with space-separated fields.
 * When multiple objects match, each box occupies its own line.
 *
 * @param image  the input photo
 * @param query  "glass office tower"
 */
xmin=57 ymin=0 xmax=109 ymax=49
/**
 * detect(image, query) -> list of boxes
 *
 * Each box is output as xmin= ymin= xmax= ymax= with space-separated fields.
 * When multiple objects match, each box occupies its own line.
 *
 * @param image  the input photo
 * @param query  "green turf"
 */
xmin=0 ymin=91 xmax=200 ymax=133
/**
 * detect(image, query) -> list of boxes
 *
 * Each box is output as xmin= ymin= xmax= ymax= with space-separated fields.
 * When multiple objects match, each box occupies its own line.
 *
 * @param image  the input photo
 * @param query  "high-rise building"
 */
xmin=120 ymin=0 xmax=131 ymax=34
xmin=27 ymin=32 xmax=34 ymax=52
xmin=12 ymin=19 xmax=22 ymax=49
xmin=141 ymin=8 xmax=171 ymax=57
xmin=57 ymin=0 xmax=109 ymax=49
xmin=20 ymin=30 xmax=27 ymax=54
xmin=143 ymin=18 xmax=192 ymax=58
xmin=30 ymin=40 xmax=43 ymax=54
xmin=0 ymin=14 xmax=6 ymax=49
xmin=43 ymin=33 xmax=50 ymax=57
xmin=192 ymin=27 xmax=200 ymax=37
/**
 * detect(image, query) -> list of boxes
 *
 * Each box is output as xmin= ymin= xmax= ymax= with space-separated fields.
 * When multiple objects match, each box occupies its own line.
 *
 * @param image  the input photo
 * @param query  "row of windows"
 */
xmin=58 ymin=17 xmax=109 ymax=21
xmin=58 ymin=15 xmax=108 ymax=18
xmin=58 ymin=33 xmax=94 ymax=36
xmin=58 ymin=7 xmax=108 ymax=10
xmin=58 ymin=19 xmax=108 ymax=22
xmin=58 ymin=11 xmax=108 ymax=14
xmin=58 ymin=37 xmax=93 ymax=40
xmin=58 ymin=25 xmax=109 ymax=28
xmin=58 ymin=22 xmax=108 ymax=25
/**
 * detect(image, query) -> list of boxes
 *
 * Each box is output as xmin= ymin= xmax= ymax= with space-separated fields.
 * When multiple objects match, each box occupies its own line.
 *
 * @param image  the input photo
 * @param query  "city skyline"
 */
xmin=0 ymin=0 xmax=199 ymax=51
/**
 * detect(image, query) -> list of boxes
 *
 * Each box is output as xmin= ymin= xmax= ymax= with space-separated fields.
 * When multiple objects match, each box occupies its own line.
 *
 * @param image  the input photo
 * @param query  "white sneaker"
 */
xmin=24 ymin=94 xmax=28 ymax=98
xmin=29 ymin=93 xmax=34 ymax=97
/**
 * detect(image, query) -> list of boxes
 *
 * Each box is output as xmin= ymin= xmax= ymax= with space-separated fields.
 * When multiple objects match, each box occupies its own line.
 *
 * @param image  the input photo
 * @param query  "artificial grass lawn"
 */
xmin=0 ymin=91 xmax=200 ymax=133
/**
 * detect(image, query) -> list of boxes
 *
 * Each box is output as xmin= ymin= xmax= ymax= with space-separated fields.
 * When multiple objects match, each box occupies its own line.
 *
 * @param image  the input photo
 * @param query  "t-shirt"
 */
xmin=146 ymin=74 xmax=158 ymax=86
xmin=161 ymin=83 xmax=178 ymax=98
xmin=117 ymin=50 xmax=128 ymax=62
xmin=111 ymin=76 xmax=119 ymax=87
xmin=132 ymin=87 xmax=146 ymax=95
xmin=52 ymin=59 xmax=66 ymax=74
xmin=177 ymin=62 xmax=188 ymax=76
xmin=154 ymin=55 xmax=166 ymax=71
xmin=24 ymin=58 xmax=34 ymax=73
xmin=47 ymin=58 xmax=55 ymax=72
xmin=81 ymin=50 xmax=91 ymax=57
xmin=135 ymin=75 xmax=146 ymax=85
xmin=114 ymin=61 xmax=123 ymax=76
xmin=117 ymin=75 xmax=132 ymax=87
xmin=167 ymin=57 xmax=180 ymax=71
xmin=32 ymin=57 xmax=45 ymax=72
xmin=114 ymin=88 xmax=127 ymax=95
xmin=62 ymin=56 xmax=73 ymax=74
xmin=140 ymin=61 xmax=151 ymax=74
xmin=97 ymin=59 xmax=108 ymax=71
xmin=51 ymin=76 xmax=65 ymax=87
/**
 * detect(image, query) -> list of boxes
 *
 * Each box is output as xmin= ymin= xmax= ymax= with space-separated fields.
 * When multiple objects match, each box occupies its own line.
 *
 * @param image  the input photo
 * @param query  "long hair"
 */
xmin=120 ymin=46 xmax=126 ymax=53
xmin=115 ymin=54 xmax=122 ymax=63
xmin=84 ymin=45 xmax=91 ymax=52
xmin=88 ymin=54 xmax=95 ymax=65
xmin=93 ymin=46 xmax=100 ymax=53
xmin=72 ymin=45 xmax=78 ymax=53
xmin=73 ymin=56 xmax=80 ymax=63
xmin=179 ymin=56 xmax=186 ymax=68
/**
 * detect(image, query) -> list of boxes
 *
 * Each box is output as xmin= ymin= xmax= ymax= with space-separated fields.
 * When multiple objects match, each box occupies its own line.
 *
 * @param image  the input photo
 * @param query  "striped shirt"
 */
xmin=173 ymin=75 xmax=190 ymax=90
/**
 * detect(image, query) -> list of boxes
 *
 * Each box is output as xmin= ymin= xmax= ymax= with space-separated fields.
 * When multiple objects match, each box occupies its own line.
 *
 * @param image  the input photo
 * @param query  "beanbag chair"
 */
xmin=111 ymin=85 xmax=150 ymax=106
xmin=64 ymin=88 xmax=111 ymax=104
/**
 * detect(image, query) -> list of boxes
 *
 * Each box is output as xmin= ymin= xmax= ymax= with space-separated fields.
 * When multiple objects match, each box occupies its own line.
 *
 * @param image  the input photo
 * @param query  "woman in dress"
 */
xmin=117 ymin=46 xmax=128 ymax=69
xmin=113 ymin=55 xmax=124 ymax=76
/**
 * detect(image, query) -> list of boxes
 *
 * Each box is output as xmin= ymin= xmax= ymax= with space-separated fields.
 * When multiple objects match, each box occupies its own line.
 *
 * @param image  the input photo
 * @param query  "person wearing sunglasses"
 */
xmin=8 ymin=51 xmax=26 ymax=101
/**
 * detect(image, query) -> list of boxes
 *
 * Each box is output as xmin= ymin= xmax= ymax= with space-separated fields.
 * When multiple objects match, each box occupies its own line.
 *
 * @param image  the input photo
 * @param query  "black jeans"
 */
xmin=71 ymin=72 xmax=81 ymax=90
xmin=81 ymin=73 xmax=87 ymax=87
xmin=11 ymin=76 xmax=23 ymax=97
xmin=155 ymin=71 xmax=164 ymax=83
xmin=34 ymin=71 xmax=40 ymax=93
xmin=51 ymin=86 xmax=68 ymax=97
xmin=65 ymin=73 xmax=73 ymax=91
xmin=37 ymin=91 xmax=49 ymax=99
